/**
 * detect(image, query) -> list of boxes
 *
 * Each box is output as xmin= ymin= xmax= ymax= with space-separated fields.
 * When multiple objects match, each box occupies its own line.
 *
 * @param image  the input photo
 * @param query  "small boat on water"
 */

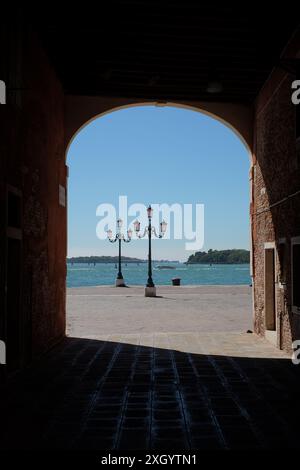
xmin=156 ymin=265 xmax=176 ymax=270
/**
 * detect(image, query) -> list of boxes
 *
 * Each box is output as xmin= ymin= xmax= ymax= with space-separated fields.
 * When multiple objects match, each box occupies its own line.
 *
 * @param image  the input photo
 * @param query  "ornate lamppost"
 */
xmin=107 ymin=218 xmax=132 ymax=286
xmin=134 ymin=205 xmax=167 ymax=297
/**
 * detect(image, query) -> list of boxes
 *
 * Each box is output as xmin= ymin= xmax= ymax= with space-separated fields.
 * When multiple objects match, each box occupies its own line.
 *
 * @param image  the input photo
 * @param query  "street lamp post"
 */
xmin=107 ymin=218 xmax=132 ymax=287
xmin=134 ymin=205 xmax=167 ymax=297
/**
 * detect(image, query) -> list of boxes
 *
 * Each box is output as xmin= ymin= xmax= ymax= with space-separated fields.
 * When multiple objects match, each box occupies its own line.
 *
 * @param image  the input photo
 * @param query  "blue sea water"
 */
xmin=67 ymin=263 xmax=251 ymax=288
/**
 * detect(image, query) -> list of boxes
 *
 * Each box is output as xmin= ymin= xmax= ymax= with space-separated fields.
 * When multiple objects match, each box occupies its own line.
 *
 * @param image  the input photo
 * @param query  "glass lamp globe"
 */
xmin=134 ymin=220 xmax=140 ymax=232
xmin=160 ymin=220 xmax=167 ymax=234
xmin=147 ymin=205 xmax=153 ymax=218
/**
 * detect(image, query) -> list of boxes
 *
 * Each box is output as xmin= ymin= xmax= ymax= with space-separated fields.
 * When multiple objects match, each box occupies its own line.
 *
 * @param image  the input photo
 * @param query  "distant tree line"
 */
xmin=67 ymin=256 xmax=146 ymax=264
xmin=187 ymin=249 xmax=250 ymax=264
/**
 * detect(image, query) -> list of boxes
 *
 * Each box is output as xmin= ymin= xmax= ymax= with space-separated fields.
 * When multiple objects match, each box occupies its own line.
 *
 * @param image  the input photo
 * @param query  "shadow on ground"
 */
xmin=0 ymin=336 xmax=299 ymax=450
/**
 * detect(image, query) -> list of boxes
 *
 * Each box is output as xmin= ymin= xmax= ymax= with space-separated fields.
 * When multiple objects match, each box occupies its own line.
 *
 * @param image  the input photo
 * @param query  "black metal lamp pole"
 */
xmin=117 ymin=235 xmax=123 ymax=280
xmin=134 ymin=205 xmax=167 ymax=297
xmin=107 ymin=219 xmax=132 ymax=287
xmin=147 ymin=209 xmax=154 ymax=288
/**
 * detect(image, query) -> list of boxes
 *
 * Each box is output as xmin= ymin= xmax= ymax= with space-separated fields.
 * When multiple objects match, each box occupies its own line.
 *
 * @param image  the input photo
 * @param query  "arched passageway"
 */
xmin=1 ymin=5 xmax=299 ymax=452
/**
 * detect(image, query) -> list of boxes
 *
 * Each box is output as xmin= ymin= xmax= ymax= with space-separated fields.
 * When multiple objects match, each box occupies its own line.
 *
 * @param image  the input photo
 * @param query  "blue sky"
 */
xmin=67 ymin=105 xmax=250 ymax=262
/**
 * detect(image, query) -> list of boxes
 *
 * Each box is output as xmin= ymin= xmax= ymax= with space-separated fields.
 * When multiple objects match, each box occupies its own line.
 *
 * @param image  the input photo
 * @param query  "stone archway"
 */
xmin=64 ymin=100 xmax=254 ymax=331
xmin=64 ymin=97 xmax=253 ymax=157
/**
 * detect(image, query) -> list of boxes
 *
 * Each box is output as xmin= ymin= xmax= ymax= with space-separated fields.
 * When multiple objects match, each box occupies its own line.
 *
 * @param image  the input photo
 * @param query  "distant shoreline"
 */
xmin=67 ymin=260 xmax=250 ymax=265
xmin=67 ymin=256 xmax=179 ymax=264
xmin=67 ymin=249 xmax=250 ymax=265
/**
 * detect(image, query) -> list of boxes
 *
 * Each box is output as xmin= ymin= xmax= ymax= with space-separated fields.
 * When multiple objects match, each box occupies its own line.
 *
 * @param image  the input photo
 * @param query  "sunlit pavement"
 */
xmin=67 ymin=285 xmax=253 ymax=335
xmin=1 ymin=286 xmax=299 ymax=450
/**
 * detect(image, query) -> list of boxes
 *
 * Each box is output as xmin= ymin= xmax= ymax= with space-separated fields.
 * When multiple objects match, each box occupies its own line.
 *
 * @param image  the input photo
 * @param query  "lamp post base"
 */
xmin=116 ymin=278 xmax=126 ymax=287
xmin=145 ymin=286 xmax=156 ymax=297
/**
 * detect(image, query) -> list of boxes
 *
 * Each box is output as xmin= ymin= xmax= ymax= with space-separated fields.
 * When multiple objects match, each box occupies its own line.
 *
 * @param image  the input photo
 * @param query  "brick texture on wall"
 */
xmin=0 ymin=28 xmax=67 ymax=362
xmin=253 ymin=73 xmax=300 ymax=352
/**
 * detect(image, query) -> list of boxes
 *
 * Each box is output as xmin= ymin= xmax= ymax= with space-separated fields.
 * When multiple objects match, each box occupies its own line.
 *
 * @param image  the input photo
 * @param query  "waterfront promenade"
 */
xmin=67 ymin=285 xmax=253 ymax=336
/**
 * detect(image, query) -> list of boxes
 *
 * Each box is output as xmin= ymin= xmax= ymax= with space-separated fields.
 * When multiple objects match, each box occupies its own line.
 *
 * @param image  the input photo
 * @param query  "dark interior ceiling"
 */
xmin=27 ymin=2 xmax=300 ymax=103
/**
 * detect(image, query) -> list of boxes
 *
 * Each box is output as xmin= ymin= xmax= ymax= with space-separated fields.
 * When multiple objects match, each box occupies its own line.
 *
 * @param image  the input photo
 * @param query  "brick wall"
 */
xmin=0 ymin=27 xmax=67 ymax=364
xmin=253 ymin=71 xmax=300 ymax=351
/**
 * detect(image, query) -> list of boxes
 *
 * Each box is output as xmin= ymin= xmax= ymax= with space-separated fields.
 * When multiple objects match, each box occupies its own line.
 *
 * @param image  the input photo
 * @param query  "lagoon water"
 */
xmin=67 ymin=263 xmax=251 ymax=288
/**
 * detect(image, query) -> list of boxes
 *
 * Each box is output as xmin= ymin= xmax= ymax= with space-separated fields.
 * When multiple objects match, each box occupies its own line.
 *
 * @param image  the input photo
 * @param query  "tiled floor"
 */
xmin=1 ymin=332 xmax=299 ymax=450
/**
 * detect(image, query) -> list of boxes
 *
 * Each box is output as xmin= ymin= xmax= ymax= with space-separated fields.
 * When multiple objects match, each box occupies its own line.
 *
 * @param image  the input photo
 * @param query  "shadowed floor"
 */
xmin=1 ymin=287 xmax=299 ymax=450
xmin=1 ymin=333 xmax=299 ymax=450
